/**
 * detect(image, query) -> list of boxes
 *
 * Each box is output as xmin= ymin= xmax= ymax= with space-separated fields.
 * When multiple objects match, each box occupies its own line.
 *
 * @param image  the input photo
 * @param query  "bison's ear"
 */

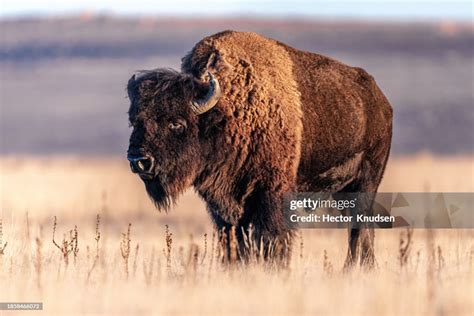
xmin=205 ymin=52 xmax=231 ymax=76
xmin=127 ymin=74 xmax=156 ymax=101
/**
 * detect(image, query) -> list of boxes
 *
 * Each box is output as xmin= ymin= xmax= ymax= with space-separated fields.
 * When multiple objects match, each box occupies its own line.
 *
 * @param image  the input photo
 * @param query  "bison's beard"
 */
xmin=143 ymin=178 xmax=172 ymax=210
xmin=142 ymin=173 xmax=192 ymax=211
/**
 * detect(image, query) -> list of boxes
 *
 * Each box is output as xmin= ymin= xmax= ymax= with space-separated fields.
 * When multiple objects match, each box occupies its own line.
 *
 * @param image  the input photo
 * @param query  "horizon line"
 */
xmin=1 ymin=11 xmax=472 ymax=24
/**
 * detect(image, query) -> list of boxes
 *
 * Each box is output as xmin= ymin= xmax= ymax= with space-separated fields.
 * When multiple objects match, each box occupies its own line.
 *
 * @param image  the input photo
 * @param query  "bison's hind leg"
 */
xmin=339 ymin=190 xmax=376 ymax=271
xmin=341 ymin=138 xmax=391 ymax=271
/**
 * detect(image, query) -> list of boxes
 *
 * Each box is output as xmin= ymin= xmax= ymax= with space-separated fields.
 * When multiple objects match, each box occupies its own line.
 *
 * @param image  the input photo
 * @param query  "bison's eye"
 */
xmin=168 ymin=120 xmax=186 ymax=135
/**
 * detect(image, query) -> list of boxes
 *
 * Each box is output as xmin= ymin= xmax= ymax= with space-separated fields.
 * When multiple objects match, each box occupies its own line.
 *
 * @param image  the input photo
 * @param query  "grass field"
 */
xmin=0 ymin=155 xmax=473 ymax=315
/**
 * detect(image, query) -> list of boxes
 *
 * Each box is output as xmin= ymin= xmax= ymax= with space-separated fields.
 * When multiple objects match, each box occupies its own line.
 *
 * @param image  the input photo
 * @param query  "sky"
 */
xmin=1 ymin=0 xmax=472 ymax=21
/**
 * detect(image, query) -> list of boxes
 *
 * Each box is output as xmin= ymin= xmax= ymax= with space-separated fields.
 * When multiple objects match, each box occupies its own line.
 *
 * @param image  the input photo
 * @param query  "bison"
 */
xmin=126 ymin=31 xmax=392 ymax=268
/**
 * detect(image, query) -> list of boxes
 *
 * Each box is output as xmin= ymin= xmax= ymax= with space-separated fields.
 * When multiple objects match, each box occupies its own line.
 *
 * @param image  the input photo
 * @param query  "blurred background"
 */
xmin=1 ymin=0 xmax=473 ymax=156
xmin=0 ymin=4 xmax=473 ymax=315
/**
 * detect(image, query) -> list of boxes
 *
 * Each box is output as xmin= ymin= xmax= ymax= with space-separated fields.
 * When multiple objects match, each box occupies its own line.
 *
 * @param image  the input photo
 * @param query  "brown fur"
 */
xmin=128 ymin=31 xmax=393 ymax=266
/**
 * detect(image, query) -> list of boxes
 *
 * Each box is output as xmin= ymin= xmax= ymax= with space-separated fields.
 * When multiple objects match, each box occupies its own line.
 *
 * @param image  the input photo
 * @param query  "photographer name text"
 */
xmin=290 ymin=214 xmax=395 ymax=224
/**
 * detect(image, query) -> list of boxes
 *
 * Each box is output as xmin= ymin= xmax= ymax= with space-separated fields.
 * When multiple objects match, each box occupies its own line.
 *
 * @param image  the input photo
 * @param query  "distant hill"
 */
xmin=2 ymin=16 xmax=472 ymax=62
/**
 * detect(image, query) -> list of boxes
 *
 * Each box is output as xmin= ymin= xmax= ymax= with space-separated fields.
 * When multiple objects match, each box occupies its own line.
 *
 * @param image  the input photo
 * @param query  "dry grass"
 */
xmin=0 ymin=155 xmax=473 ymax=315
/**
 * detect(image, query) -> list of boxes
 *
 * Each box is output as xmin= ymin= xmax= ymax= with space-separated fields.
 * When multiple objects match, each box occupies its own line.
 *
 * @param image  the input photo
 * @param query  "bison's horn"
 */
xmin=191 ymin=72 xmax=221 ymax=115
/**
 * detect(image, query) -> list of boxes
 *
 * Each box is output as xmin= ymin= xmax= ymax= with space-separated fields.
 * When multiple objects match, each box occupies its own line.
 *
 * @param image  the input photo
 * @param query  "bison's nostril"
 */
xmin=138 ymin=159 xmax=151 ymax=172
xmin=127 ymin=155 xmax=155 ymax=174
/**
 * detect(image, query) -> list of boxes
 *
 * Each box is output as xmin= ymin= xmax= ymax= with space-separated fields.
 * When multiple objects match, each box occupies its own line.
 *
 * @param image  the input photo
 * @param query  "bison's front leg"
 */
xmin=209 ymin=202 xmax=293 ymax=266
xmin=238 ymin=187 xmax=294 ymax=265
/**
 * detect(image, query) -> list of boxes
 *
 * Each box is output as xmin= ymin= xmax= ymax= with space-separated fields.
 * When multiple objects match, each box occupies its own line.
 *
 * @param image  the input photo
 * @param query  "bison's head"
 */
xmin=126 ymin=69 xmax=221 ymax=210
